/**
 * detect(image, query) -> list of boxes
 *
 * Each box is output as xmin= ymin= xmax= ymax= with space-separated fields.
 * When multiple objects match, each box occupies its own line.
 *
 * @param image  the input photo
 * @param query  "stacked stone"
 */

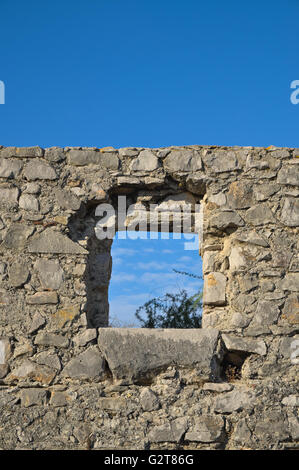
xmin=0 ymin=144 xmax=298 ymax=450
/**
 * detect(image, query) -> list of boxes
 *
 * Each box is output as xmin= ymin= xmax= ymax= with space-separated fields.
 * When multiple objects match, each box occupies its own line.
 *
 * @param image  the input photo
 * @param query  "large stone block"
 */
xmin=203 ymin=272 xmax=226 ymax=306
xmin=34 ymin=259 xmax=64 ymax=290
xmin=131 ymin=150 xmax=159 ymax=171
xmin=164 ymin=149 xmax=202 ymax=172
xmin=67 ymin=149 xmax=119 ymax=169
xmin=0 ymin=159 xmax=23 ymax=178
xmin=97 ymin=328 xmax=222 ymax=382
xmin=28 ymin=228 xmax=88 ymax=254
xmin=62 ymin=346 xmax=106 ymax=379
xmin=23 ymin=160 xmax=57 ymax=180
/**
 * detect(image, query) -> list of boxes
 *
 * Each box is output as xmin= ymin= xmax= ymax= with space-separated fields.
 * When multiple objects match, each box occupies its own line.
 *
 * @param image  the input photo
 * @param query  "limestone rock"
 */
xmin=67 ymin=149 xmax=119 ymax=169
xmin=140 ymin=388 xmax=160 ymax=411
xmin=62 ymin=346 xmax=106 ymax=379
xmin=213 ymin=388 xmax=256 ymax=413
xmin=28 ymin=228 xmax=88 ymax=254
xmin=131 ymin=150 xmax=159 ymax=171
xmin=2 ymin=224 xmax=34 ymax=250
xmin=54 ymin=188 xmax=81 ymax=211
xmin=24 ymin=160 xmax=57 ymax=180
xmin=0 ymin=159 xmax=23 ymax=178
xmin=222 ymin=334 xmax=267 ymax=356
xmin=280 ymin=198 xmax=299 ymax=227
xmin=203 ymin=272 xmax=226 ymax=306
xmin=0 ymin=187 xmax=19 ymax=207
xmin=6 ymin=360 xmax=56 ymax=385
xmin=164 ymin=149 xmax=202 ymax=172
xmin=148 ymin=417 xmax=188 ymax=443
xmin=185 ymin=415 xmax=224 ymax=442
xmin=19 ymin=194 xmax=39 ymax=211
xmin=73 ymin=329 xmax=97 ymax=347
xmin=277 ymin=166 xmax=299 ymax=186
xmin=97 ymin=328 xmax=222 ymax=383
xmin=204 ymin=150 xmax=240 ymax=173
xmin=8 ymin=261 xmax=30 ymax=287
xmin=26 ymin=291 xmax=58 ymax=305
xmin=202 ymin=382 xmax=234 ymax=393
xmin=34 ymin=259 xmax=64 ymax=290
xmin=44 ymin=147 xmax=65 ymax=163
xmin=20 ymin=388 xmax=48 ymax=407
xmin=34 ymin=332 xmax=69 ymax=348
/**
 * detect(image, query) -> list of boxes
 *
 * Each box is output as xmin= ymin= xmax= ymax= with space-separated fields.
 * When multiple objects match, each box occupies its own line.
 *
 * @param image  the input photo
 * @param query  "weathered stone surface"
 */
xmin=23 ymin=182 xmax=41 ymax=194
xmin=279 ymin=198 xmax=299 ymax=227
xmin=229 ymin=246 xmax=247 ymax=272
xmin=28 ymin=312 xmax=46 ymax=334
xmin=19 ymin=195 xmax=39 ymax=212
xmin=67 ymin=149 xmax=119 ymax=169
xmin=28 ymin=228 xmax=87 ymax=254
xmin=204 ymin=150 xmax=240 ymax=173
xmin=202 ymin=382 xmax=233 ymax=393
xmin=277 ymin=165 xmax=299 ymax=186
xmin=0 ymin=187 xmax=19 ymax=206
xmin=253 ymin=300 xmax=281 ymax=326
xmin=281 ymin=294 xmax=299 ymax=324
xmin=2 ymin=224 xmax=34 ymax=250
xmin=203 ymin=272 xmax=226 ymax=306
xmin=6 ymin=360 xmax=56 ymax=385
xmin=288 ymin=416 xmax=299 ymax=440
xmin=0 ymin=146 xmax=43 ymax=158
xmin=185 ymin=415 xmax=224 ymax=442
xmin=148 ymin=417 xmax=188 ymax=443
xmin=227 ymin=181 xmax=254 ymax=209
xmin=50 ymin=305 xmax=81 ymax=329
xmin=20 ymin=388 xmax=48 ymax=407
xmin=0 ymin=338 xmax=11 ymax=364
xmin=222 ymin=334 xmax=267 ymax=356
xmin=23 ymin=160 xmax=57 ymax=180
xmin=44 ymin=147 xmax=65 ymax=163
xmin=34 ymin=351 xmax=61 ymax=371
xmin=97 ymin=328 xmax=221 ymax=382
xmin=281 ymin=273 xmax=299 ymax=292
xmin=140 ymin=388 xmax=160 ymax=411
xmin=49 ymin=390 xmax=71 ymax=407
xmin=8 ymin=261 xmax=30 ymax=287
xmin=62 ymin=346 xmax=106 ymax=379
xmin=231 ymin=418 xmax=252 ymax=446
xmin=164 ymin=149 xmax=202 ymax=172
xmin=245 ymin=203 xmax=275 ymax=225
xmin=73 ymin=329 xmax=97 ymax=347
xmin=281 ymin=395 xmax=299 ymax=406
xmin=0 ymin=158 xmax=23 ymax=178
xmin=213 ymin=388 xmax=256 ymax=413
xmin=131 ymin=150 xmax=159 ymax=171
xmin=34 ymin=332 xmax=69 ymax=348
xmin=26 ymin=291 xmax=58 ymax=305
xmin=54 ymin=188 xmax=81 ymax=211
xmin=254 ymin=410 xmax=289 ymax=442
xmin=34 ymin=259 xmax=64 ymax=290
xmin=210 ymin=210 xmax=245 ymax=230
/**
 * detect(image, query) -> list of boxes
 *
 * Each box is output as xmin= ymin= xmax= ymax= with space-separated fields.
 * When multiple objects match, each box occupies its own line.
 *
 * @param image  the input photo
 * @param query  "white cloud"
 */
xmin=112 ymin=272 xmax=137 ymax=282
xmin=112 ymin=247 xmax=138 ymax=257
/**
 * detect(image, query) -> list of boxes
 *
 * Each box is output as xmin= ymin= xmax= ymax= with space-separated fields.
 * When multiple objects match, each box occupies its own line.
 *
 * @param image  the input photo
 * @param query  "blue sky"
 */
xmin=0 ymin=0 xmax=298 ymax=325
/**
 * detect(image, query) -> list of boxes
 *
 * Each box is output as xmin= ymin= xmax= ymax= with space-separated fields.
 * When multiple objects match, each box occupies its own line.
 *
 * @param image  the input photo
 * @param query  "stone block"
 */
xmin=203 ymin=272 xmax=226 ymax=306
xmin=97 ymin=328 xmax=222 ymax=383
xmin=62 ymin=346 xmax=106 ymax=379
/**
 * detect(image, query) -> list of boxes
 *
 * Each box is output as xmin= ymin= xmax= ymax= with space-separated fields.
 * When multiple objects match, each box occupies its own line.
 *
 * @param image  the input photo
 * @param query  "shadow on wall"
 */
xmin=67 ymin=202 xmax=112 ymax=328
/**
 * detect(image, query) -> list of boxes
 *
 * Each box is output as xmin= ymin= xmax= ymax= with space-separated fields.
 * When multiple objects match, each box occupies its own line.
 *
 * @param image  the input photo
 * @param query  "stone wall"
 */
xmin=0 ymin=144 xmax=298 ymax=450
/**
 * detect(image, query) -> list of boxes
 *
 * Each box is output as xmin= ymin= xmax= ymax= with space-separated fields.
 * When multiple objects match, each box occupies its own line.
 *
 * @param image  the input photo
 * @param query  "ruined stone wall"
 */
xmin=0 ymin=144 xmax=298 ymax=450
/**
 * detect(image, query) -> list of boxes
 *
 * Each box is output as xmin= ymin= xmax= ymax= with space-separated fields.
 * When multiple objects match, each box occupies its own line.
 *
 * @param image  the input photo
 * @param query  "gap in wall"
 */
xmin=109 ymin=231 xmax=203 ymax=328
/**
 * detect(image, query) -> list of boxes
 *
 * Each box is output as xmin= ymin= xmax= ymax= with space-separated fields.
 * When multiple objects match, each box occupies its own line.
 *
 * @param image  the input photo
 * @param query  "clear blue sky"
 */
xmin=0 ymin=0 xmax=298 ymax=324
